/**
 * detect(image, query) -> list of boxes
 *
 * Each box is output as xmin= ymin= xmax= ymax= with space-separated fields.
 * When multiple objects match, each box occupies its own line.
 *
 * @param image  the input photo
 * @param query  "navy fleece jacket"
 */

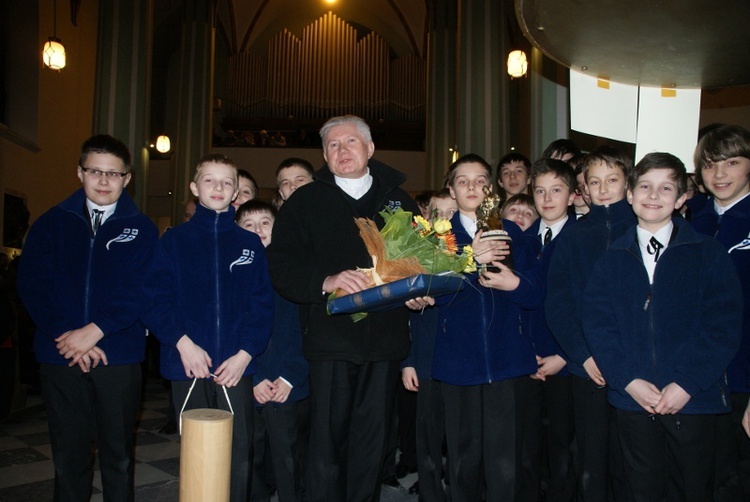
xmin=143 ymin=203 xmax=273 ymax=381
xmin=583 ymin=218 xmax=742 ymax=414
xmin=18 ymin=188 xmax=158 ymax=365
xmin=545 ymin=198 xmax=636 ymax=378
xmin=691 ymin=194 xmax=750 ymax=394
xmin=431 ymin=213 xmax=542 ymax=386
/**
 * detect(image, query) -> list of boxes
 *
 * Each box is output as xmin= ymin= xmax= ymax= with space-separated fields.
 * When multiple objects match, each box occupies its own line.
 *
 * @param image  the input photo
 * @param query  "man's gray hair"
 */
xmin=319 ymin=115 xmax=373 ymax=145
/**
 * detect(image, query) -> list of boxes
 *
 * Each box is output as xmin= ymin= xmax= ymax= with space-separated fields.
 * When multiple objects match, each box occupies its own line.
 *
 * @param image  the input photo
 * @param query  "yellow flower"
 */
xmin=462 ymin=245 xmax=476 ymax=273
xmin=433 ymin=218 xmax=452 ymax=235
xmin=413 ymin=215 xmax=431 ymax=235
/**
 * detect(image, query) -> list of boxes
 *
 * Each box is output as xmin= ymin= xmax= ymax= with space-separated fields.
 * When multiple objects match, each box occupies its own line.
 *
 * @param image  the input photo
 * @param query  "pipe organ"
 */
xmin=225 ymin=12 xmax=425 ymax=123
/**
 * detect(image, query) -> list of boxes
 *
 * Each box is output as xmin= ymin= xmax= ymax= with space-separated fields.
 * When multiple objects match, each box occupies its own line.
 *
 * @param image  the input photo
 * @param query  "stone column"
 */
xmin=425 ymin=0 xmax=458 ymax=189
xmin=92 ymin=0 xmax=153 ymax=209
xmin=171 ymin=0 xmax=216 ymax=222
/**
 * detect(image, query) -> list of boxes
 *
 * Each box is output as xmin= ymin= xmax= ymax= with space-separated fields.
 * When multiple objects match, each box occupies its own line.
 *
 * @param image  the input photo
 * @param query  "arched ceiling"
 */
xmin=516 ymin=0 xmax=750 ymax=89
xmin=215 ymin=0 xmax=428 ymax=57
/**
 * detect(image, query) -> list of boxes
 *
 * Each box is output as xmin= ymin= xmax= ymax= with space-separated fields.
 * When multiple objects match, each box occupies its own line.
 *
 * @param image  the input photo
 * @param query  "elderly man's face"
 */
xmin=323 ymin=123 xmax=374 ymax=179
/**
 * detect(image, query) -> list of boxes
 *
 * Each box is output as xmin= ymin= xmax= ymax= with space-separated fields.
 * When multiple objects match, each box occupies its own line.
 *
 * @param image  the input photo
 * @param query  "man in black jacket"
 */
xmin=267 ymin=115 xmax=421 ymax=502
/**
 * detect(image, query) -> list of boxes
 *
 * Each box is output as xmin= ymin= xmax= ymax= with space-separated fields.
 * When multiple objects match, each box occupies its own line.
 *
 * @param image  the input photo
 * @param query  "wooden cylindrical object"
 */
xmin=179 ymin=409 xmax=234 ymax=502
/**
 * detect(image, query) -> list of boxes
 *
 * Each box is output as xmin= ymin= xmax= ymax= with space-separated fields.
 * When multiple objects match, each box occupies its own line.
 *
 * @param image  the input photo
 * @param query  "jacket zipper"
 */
xmin=214 ymin=212 xmax=221 ymax=362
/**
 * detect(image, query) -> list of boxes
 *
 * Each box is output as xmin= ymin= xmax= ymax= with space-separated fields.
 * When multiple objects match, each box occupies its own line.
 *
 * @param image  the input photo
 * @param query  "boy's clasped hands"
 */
xmin=55 ymin=322 xmax=108 ymax=373
xmin=625 ymin=378 xmax=691 ymax=415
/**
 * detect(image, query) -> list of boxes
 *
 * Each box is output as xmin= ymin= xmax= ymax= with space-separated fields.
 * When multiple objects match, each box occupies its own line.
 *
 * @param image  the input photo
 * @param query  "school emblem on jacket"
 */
xmin=728 ymin=232 xmax=750 ymax=253
xmin=106 ymin=228 xmax=139 ymax=249
xmin=229 ymin=249 xmax=255 ymax=271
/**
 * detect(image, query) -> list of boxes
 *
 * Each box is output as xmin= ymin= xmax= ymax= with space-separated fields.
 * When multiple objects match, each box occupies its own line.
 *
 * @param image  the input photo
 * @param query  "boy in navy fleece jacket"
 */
xmin=545 ymin=146 xmax=634 ymax=500
xmin=143 ymin=154 xmax=273 ymax=502
xmin=236 ymin=200 xmax=309 ymax=502
xmin=517 ymin=158 xmax=578 ymax=500
xmin=583 ymin=152 xmax=742 ymax=500
xmin=18 ymin=135 xmax=159 ymax=501
xmin=689 ymin=124 xmax=750 ymax=499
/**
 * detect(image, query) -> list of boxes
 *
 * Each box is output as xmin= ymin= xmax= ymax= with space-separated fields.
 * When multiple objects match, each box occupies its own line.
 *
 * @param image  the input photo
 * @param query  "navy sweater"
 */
xmin=143 ymin=203 xmax=273 ymax=380
xmin=253 ymin=292 xmax=310 ymax=405
xmin=545 ymin=198 xmax=637 ymax=378
xmin=583 ymin=218 xmax=742 ymax=414
xmin=522 ymin=217 xmax=577 ymax=375
xmin=690 ymin=194 xmax=750 ymax=394
xmin=431 ymin=213 xmax=542 ymax=386
xmin=18 ymin=189 xmax=158 ymax=365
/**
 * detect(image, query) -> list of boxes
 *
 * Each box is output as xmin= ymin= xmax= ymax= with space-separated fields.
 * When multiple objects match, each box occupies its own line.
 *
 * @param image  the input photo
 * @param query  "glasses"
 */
xmin=80 ymin=166 xmax=128 ymax=179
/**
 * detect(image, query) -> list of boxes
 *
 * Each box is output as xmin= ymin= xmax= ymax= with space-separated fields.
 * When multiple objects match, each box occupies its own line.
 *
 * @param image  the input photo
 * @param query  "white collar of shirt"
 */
xmin=539 ymin=216 xmax=568 ymax=242
xmin=86 ymin=200 xmax=117 ymax=225
xmin=636 ymin=221 xmax=673 ymax=283
xmin=459 ymin=213 xmax=477 ymax=239
xmin=714 ymin=191 xmax=750 ymax=215
xmin=334 ymin=168 xmax=372 ymax=200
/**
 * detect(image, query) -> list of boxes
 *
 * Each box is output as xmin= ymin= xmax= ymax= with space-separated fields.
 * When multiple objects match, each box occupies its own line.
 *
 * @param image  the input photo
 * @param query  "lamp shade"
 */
xmin=156 ymin=135 xmax=171 ymax=153
xmin=507 ymin=50 xmax=528 ymax=78
xmin=43 ymin=37 xmax=66 ymax=70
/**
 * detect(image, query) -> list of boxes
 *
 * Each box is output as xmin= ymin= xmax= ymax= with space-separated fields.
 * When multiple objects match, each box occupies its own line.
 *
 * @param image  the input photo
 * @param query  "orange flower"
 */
xmin=439 ymin=232 xmax=458 ymax=254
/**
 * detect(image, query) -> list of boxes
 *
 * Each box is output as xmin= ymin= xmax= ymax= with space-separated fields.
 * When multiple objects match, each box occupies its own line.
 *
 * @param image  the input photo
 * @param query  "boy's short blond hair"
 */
xmin=581 ymin=146 xmax=632 ymax=182
xmin=193 ymin=153 xmax=239 ymax=183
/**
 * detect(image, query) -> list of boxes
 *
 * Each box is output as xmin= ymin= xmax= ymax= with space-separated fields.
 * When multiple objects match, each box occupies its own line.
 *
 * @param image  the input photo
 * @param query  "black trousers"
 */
xmin=617 ymin=409 xmax=716 ymax=502
xmin=570 ymin=376 xmax=626 ymax=502
xmin=251 ymin=397 xmax=310 ymax=502
xmin=713 ymin=392 xmax=750 ymax=501
xmin=172 ymin=376 xmax=254 ymax=502
xmin=40 ymin=363 xmax=141 ymax=502
xmin=306 ymin=359 xmax=399 ymax=502
xmin=415 ymin=378 xmax=446 ymax=502
xmin=441 ymin=378 xmax=518 ymax=502
xmin=516 ymin=374 xmax=576 ymax=502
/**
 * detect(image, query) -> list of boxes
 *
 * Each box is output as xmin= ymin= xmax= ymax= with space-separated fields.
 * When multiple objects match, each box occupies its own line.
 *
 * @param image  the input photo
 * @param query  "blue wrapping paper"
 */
xmin=327 ymin=273 xmax=466 ymax=315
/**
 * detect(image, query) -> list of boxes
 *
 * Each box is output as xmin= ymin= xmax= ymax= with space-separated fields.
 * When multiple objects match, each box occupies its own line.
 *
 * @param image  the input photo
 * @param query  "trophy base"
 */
xmin=478 ymin=230 xmax=513 ymax=271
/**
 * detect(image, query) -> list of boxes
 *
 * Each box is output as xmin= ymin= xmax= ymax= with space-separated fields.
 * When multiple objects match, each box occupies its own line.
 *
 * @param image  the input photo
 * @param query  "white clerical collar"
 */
xmin=715 ymin=191 xmax=750 ymax=215
xmin=86 ymin=199 xmax=117 ymax=225
xmin=459 ymin=213 xmax=477 ymax=238
xmin=335 ymin=168 xmax=373 ymax=200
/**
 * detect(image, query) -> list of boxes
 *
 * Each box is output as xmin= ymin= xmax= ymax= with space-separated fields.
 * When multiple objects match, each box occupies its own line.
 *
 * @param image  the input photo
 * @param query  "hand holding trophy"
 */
xmin=476 ymin=186 xmax=513 ymax=272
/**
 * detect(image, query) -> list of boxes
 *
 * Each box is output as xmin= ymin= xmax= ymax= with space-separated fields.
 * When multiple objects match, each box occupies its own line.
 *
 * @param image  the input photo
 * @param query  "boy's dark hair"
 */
xmin=79 ymin=134 xmax=132 ymax=172
xmin=275 ymin=157 xmax=314 ymax=182
xmin=235 ymin=199 xmax=276 ymax=223
xmin=694 ymin=124 xmax=750 ymax=186
xmin=542 ymin=139 xmax=581 ymax=160
xmin=497 ymin=152 xmax=532 ymax=174
xmin=502 ymin=193 xmax=537 ymax=214
xmin=566 ymin=152 xmax=586 ymax=171
xmin=415 ymin=190 xmax=436 ymax=209
xmin=238 ymin=169 xmax=258 ymax=195
xmin=530 ymin=158 xmax=576 ymax=190
xmin=194 ymin=153 xmax=238 ymax=182
xmin=581 ymin=145 xmax=633 ymax=181
xmin=444 ymin=153 xmax=492 ymax=188
xmin=629 ymin=152 xmax=688 ymax=197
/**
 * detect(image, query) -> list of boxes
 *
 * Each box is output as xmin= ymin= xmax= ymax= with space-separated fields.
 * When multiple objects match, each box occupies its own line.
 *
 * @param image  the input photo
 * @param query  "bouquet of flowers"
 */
xmin=330 ymin=208 xmax=475 ymax=300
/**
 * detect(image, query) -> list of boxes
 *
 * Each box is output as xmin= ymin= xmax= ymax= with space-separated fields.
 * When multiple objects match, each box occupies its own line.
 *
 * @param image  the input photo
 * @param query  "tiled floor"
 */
xmin=0 ymin=379 xmax=418 ymax=501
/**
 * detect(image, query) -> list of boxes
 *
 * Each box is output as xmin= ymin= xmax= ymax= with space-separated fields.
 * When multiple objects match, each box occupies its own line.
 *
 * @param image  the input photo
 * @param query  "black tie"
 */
xmin=92 ymin=209 xmax=104 ymax=234
xmin=543 ymin=227 xmax=552 ymax=246
xmin=647 ymin=236 xmax=663 ymax=262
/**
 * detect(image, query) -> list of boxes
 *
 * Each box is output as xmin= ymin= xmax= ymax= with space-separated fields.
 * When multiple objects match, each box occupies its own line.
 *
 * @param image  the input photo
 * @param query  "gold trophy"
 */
xmin=476 ymin=186 xmax=513 ymax=271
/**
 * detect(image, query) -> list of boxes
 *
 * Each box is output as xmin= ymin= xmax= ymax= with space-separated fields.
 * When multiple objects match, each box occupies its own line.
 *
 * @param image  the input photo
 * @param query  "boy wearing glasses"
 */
xmin=18 ymin=134 xmax=159 ymax=501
